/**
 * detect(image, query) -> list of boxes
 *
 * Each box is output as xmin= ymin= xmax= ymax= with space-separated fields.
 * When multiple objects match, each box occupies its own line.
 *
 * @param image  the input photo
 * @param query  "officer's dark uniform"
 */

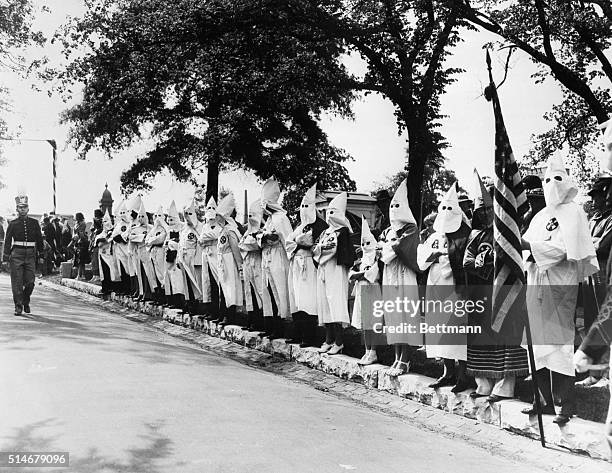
xmin=3 ymin=207 xmax=44 ymax=314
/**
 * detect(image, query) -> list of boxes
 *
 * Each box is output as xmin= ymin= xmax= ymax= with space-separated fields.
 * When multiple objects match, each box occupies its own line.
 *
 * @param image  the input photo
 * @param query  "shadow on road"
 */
xmin=0 ymin=276 xmax=224 ymax=367
xmin=0 ymin=419 xmax=173 ymax=473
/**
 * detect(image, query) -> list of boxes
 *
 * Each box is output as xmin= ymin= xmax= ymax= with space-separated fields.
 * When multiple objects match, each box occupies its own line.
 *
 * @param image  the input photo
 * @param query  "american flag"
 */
xmin=485 ymin=51 xmax=529 ymax=333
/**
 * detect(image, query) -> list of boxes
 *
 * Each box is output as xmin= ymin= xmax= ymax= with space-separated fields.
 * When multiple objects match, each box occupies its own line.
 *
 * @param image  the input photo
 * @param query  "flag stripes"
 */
xmin=486 ymin=51 xmax=528 ymax=333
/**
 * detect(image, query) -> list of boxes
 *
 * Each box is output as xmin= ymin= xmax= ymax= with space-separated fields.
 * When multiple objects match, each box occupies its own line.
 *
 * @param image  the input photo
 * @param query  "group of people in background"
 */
xmin=72 ymin=152 xmax=610 ymax=429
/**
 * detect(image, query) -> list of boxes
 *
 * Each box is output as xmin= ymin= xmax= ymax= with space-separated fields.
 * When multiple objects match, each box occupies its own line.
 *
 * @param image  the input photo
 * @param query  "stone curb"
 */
xmin=57 ymin=278 xmax=611 ymax=462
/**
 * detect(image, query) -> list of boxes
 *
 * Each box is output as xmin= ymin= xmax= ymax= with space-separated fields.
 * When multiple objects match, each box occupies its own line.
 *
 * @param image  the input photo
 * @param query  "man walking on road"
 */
xmin=2 ymin=192 xmax=44 ymax=315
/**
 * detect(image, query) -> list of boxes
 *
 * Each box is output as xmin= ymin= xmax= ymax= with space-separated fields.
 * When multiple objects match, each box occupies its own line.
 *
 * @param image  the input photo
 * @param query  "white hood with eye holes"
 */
xmin=543 ymin=154 xmax=577 ymax=206
xmin=433 ymin=183 xmax=462 ymax=233
xmin=389 ymin=179 xmax=415 ymax=230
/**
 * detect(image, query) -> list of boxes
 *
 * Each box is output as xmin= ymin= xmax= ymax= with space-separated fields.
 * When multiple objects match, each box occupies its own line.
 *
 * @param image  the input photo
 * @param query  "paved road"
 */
xmin=0 ymin=274 xmax=605 ymax=472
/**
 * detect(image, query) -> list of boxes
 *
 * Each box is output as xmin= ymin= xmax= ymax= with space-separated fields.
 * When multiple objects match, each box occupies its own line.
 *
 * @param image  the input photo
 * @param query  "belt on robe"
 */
xmin=12 ymin=241 xmax=36 ymax=248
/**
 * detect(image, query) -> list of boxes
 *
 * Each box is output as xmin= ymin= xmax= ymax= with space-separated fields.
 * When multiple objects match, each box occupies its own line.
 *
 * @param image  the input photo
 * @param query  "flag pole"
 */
xmin=486 ymin=50 xmax=546 ymax=448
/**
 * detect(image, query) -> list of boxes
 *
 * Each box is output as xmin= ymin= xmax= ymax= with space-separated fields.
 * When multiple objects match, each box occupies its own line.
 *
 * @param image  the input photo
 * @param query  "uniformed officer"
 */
xmin=2 ymin=193 xmax=44 ymax=315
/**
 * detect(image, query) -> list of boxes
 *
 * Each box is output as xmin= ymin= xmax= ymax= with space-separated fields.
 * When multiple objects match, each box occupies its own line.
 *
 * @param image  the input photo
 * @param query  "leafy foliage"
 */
xmin=57 ymin=0 xmax=356 ymax=201
xmin=458 ymin=0 xmax=612 ymax=187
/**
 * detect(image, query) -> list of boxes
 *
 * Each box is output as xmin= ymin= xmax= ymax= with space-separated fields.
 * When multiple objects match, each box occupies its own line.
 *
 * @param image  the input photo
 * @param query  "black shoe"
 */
xmin=429 ymin=377 xmax=456 ymax=389
xmin=451 ymin=379 xmax=476 ymax=393
xmin=553 ymin=414 xmax=571 ymax=425
xmin=521 ymin=405 xmax=555 ymax=415
xmin=487 ymin=394 xmax=512 ymax=403
xmin=14 ymin=305 xmax=23 ymax=316
xmin=218 ymin=317 xmax=230 ymax=326
xmin=469 ymin=391 xmax=487 ymax=399
xmin=23 ymin=304 xmax=31 ymax=314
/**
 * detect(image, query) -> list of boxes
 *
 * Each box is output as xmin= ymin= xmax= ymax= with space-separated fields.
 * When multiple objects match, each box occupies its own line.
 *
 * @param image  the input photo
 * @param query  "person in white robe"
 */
xmin=350 ymin=215 xmax=381 ymax=365
xmin=145 ymin=205 xmax=168 ymax=304
xmin=258 ymin=178 xmax=293 ymax=339
xmin=239 ymin=199 xmax=267 ymax=332
xmin=418 ymin=183 xmax=473 ymax=392
xmin=313 ymin=192 xmax=356 ymax=354
xmin=129 ymin=201 xmax=152 ymax=301
xmin=379 ymin=179 xmax=421 ymax=376
xmin=213 ymin=193 xmax=244 ymax=325
xmin=285 ymin=183 xmax=328 ymax=347
xmin=522 ymin=154 xmax=599 ymax=425
xmin=110 ymin=200 xmax=132 ymax=294
xmin=199 ymin=197 xmax=222 ymax=320
xmin=126 ymin=195 xmax=143 ymax=297
xmin=96 ymin=209 xmax=120 ymax=295
xmin=178 ymin=199 xmax=203 ymax=312
xmin=163 ymin=201 xmax=187 ymax=307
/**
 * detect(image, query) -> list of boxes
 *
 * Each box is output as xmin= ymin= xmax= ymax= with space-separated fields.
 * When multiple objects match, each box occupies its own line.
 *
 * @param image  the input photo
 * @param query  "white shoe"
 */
xmin=318 ymin=342 xmax=333 ymax=353
xmin=575 ymin=375 xmax=599 ymax=387
xmin=327 ymin=344 xmax=344 ymax=355
xmin=592 ymin=377 xmax=609 ymax=389
xmin=358 ymin=350 xmax=378 ymax=366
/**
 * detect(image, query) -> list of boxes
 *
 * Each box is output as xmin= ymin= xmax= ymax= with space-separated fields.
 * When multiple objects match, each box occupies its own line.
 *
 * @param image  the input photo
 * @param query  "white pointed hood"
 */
xmin=204 ymin=197 xmax=217 ymax=221
xmin=183 ymin=199 xmax=198 ymax=227
xmin=102 ymin=208 xmax=113 ymax=232
xmin=246 ymin=198 xmax=263 ymax=234
xmin=217 ymin=193 xmax=236 ymax=223
xmin=472 ymin=169 xmax=493 ymax=211
xmin=326 ymin=192 xmax=352 ymax=232
xmin=433 ymin=183 xmax=462 ymax=233
xmin=167 ymin=200 xmax=180 ymax=226
xmin=360 ymin=215 xmax=377 ymax=267
xmin=261 ymin=178 xmax=284 ymax=213
xmin=153 ymin=205 xmax=164 ymax=222
xmin=150 ymin=205 xmax=168 ymax=233
xmin=389 ymin=179 xmax=415 ymax=230
xmin=543 ymin=154 xmax=577 ymax=206
xmin=129 ymin=195 xmax=143 ymax=214
xmin=137 ymin=202 xmax=148 ymax=225
xmin=299 ymin=183 xmax=317 ymax=225
xmin=115 ymin=200 xmax=129 ymax=223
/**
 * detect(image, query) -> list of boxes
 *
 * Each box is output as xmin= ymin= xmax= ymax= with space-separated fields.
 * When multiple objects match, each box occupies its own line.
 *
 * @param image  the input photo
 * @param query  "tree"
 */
xmin=457 ymin=0 xmax=611 ymax=184
xmin=0 ymin=0 xmax=46 ymax=188
xmin=268 ymin=0 xmax=469 ymax=224
xmin=57 ymin=0 xmax=356 ymax=203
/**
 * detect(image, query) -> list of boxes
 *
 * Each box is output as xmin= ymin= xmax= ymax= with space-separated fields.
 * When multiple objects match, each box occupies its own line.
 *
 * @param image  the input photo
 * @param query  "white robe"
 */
xmin=217 ymin=224 xmax=243 ymax=308
xmin=313 ymin=227 xmax=350 ymax=326
xmin=164 ymin=224 xmax=187 ymax=296
xmin=127 ymin=220 xmax=139 ymax=277
xmin=111 ymin=219 xmax=130 ymax=277
xmin=259 ymin=212 xmax=292 ymax=319
xmin=146 ymin=226 xmax=167 ymax=289
xmin=178 ymin=222 xmax=203 ymax=300
xmin=199 ymin=222 xmax=221 ymax=304
xmin=239 ymin=232 xmax=266 ymax=312
xmin=418 ymin=231 xmax=467 ymax=361
xmin=350 ymin=257 xmax=380 ymax=330
xmin=96 ymin=230 xmax=120 ymax=282
xmin=130 ymin=223 xmax=150 ymax=295
xmin=524 ymin=209 xmax=583 ymax=376
xmin=286 ymin=225 xmax=318 ymax=315
xmin=380 ymin=226 xmax=421 ymax=346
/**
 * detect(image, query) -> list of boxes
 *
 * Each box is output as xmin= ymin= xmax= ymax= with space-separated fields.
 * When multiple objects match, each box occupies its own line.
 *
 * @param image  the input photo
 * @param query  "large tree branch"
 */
xmin=576 ymin=26 xmax=612 ymax=83
xmin=457 ymin=0 xmax=609 ymax=122
xmin=420 ymin=4 xmax=459 ymax=108
xmin=534 ymin=0 xmax=556 ymax=62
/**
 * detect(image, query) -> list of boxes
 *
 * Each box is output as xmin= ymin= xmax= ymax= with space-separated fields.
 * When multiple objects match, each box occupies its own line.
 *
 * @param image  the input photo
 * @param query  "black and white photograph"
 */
xmin=1 ymin=1 xmax=612 ymax=471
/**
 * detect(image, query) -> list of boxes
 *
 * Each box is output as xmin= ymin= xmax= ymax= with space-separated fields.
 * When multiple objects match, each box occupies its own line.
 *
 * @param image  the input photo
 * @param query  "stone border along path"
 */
xmin=44 ymin=278 xmax=611 ymax=467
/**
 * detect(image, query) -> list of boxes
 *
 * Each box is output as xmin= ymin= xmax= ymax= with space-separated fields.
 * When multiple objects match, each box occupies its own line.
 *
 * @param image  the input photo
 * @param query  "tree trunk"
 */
xmin=405 ymin=119 xmax=431 ymax=228
xmin=206 ymin=156 xmax=220 ymax=203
